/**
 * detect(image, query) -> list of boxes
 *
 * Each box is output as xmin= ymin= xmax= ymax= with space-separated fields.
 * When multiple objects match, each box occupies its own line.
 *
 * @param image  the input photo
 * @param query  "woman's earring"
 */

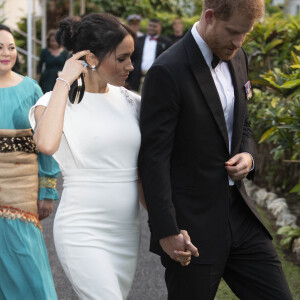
xmin=89 ymin=65 xmax=96 ymax=71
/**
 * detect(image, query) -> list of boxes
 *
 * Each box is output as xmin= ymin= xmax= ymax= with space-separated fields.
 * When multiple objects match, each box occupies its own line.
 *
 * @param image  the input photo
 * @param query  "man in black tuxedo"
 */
xmin=128 ymin=18 xmax=171 ymax=92
xmin=138 ymin=0 xmax=293 ymax=299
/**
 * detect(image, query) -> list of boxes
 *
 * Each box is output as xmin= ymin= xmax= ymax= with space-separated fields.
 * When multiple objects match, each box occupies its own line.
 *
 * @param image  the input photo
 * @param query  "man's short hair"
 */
xmin=203 ymin=0 xmax=265 ymax=20
xmin=149 ymin=18 xmax=161 ymax=24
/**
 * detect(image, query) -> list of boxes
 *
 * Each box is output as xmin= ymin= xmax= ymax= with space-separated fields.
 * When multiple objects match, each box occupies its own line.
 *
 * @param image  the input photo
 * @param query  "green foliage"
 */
xmin=244 ymin=13 xmax=300 ymax=80
xmin=84 ymin=0 xmax=152 ymax=17
xmin=246 ymin=13 xmax=300 ymax=195
xmin=252 ymin=51 xmax=300 ymax=192
xmin=277 ymin=226 xmax=300 ymax=250
xmin=83 ymin=0 xmax=201 ymax=18
xmin=0 ymin=1 xmax=5 ymax=24
xmin=290 ymin=183 xmax=300 ymax=195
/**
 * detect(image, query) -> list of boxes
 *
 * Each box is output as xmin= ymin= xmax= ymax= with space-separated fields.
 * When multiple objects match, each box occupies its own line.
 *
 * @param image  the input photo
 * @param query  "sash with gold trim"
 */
xmin=0 ymin=129 xmax=41 ymax=230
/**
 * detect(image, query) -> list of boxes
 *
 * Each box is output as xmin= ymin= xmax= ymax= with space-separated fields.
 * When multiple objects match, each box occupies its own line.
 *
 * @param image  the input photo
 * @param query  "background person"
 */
xmin=126 ymin=14 xmax=144 ymax=37
xmin=168 ymin=17 xmax=185 ymax=45
xmin=37 ymin=29 xmax=68 ymax=93
xmin=0 ymin=24 xmax=59 ymax=300
xmin=138 ymin=0 xmax=293 ymax=299
xmin=128 ymin=18 xmax=171 ymax=92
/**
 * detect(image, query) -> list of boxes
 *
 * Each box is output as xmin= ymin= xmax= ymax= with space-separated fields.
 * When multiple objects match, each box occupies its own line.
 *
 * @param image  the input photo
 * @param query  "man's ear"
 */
xmin=204 ymin=9 xmax=215 ymax=25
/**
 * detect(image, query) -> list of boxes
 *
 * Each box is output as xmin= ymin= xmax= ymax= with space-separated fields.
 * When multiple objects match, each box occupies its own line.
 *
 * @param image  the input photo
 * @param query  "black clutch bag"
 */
xmin=68 ymin=73 xmax=85 ymax=104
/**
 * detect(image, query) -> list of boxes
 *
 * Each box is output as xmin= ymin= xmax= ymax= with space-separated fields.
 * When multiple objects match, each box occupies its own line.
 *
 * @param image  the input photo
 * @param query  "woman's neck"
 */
xmin=49 ymin=46 xmax=63 ymax=56
xmin=84 ymin=73 xmax=109 ymax=93
xmin=0 ymin=71 xmax=22 ymax=88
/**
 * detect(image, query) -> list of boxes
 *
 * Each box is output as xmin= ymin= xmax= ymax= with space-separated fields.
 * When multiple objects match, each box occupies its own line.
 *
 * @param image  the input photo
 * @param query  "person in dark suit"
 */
xmin=128 ymin=18 xmax=171 ymax=92
xmin=138 ymin=0 xmax=293 ymax=299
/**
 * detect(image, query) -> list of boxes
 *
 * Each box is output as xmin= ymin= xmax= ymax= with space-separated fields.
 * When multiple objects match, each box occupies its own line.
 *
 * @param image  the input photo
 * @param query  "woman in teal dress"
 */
xmin=0 ymin=24 xmax=59 ymax=300
xmin=37 ymin=29 xmax=68 ymax=93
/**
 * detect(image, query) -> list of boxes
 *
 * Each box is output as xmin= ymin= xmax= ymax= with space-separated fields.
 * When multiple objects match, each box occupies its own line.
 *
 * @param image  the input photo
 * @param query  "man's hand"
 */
xmin=174 ymin=230 xmax=199 ymax=266
xmin=225 ymin=153 xmax=252 ymax=181
xmin=159 ymin=230 xmax=199 ymax=266
xmin=38 ymin=199 xmax=54 ymax=221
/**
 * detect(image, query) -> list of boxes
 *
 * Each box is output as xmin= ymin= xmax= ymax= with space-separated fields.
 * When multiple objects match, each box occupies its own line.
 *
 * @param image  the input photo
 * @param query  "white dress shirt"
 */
xmin=141 ymin=35 xmax=158 ymax=72
xmin=191 ymin=22 xmax=253 ymax=185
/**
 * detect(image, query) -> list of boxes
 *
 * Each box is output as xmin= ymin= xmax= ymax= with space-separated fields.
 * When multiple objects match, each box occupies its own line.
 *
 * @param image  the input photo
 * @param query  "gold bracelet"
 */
xmin=56 ymin=77 xmax=71 ymax=90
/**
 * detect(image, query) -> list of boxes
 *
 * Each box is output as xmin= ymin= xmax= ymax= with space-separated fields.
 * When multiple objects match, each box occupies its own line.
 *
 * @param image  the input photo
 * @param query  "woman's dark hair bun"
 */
xmin=55 ymin=17 xmax=81 ymax=51
xmin=55 ymin=13 xmax=135 ymax=65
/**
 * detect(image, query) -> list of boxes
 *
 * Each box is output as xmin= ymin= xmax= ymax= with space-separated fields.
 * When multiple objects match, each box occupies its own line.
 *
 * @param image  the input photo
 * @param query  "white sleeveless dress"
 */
xmin=29 ymin=85 xmax=141 ymax=300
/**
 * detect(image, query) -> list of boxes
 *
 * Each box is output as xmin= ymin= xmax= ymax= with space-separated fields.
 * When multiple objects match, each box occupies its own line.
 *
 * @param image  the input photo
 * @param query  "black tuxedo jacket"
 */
xmin=138 ymin=30 xmax=271 ymax=264
xmin=128 ymin=35 xmax=171 ymax=91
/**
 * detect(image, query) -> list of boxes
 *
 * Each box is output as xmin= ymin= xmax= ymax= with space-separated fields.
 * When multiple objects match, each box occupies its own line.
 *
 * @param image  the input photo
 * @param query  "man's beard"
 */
xmin=206 ymin=33 xmax=238 ymax=61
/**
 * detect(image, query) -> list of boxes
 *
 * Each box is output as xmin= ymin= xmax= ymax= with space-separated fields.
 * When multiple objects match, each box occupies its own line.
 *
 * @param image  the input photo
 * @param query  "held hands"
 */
xmin=159 ymin=230 xmax=199 ymax=267
xmin=38 ymin=199 xmax=54 ymax=221
xmin=59 ymin=50 xmax=90 ymax=86
xmin=225 ymin=153 xmax=252 ymax=181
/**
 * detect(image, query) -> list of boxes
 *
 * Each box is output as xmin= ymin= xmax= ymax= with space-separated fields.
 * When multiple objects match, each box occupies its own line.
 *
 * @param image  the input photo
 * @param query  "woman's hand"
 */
xmin=37 ymin=199 xmax=54 ymax=221
xmin=59 ymin=50 xmax=90 ymax=85
xmin=174 ymin=230 xmax=199 ymax=266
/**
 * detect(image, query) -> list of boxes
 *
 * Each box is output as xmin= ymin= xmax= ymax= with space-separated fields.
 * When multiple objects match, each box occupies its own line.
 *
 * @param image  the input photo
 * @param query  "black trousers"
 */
xmin=161 ymin=186 xmax=293 ymax=300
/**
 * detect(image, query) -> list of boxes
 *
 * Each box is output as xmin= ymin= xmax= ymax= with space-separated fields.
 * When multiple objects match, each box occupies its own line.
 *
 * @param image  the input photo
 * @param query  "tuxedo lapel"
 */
xmin=139 ymin=36 xmax=146 ymax=57
xmin=228 ymin=54 xmax=246 ymax=155
xmin=183 ymin=32 xmax=229 ymax=152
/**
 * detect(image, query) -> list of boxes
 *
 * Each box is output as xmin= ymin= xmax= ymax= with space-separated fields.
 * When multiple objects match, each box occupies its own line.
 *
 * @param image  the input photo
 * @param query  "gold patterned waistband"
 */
xmin=0 ymin=136 xmax=38 ymax=154
xmin=39 ymin=177 xmax=57 ymax=189
xmin=0 ymin=206 xmax=42 ymax=231
xmin=0 ymin=129 xmax=38 ymax=154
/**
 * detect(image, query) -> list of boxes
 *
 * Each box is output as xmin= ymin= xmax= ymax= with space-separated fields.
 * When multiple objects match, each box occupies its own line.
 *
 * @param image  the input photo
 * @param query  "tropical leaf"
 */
xmin=259 ymin=127 xmax=278 ymax=143
xmin=277 ymin=226 xmax=294 ymax=235
xmin=281 ymin=79 xmax=300 ymax=89
xmin=271 ymin=97 xmax=279 ymax=108
xmin=290 ymin=183 xmax=300 ymax=194
xmin=291 ymin=51 xmax=300 ymax=64
xmin=279 ymin=237 xmax=292 ymax=248
xmin=264 ymin=39 xmax=283 ymax=53
xmin=290 ymin=64 xmax=300 ymax=69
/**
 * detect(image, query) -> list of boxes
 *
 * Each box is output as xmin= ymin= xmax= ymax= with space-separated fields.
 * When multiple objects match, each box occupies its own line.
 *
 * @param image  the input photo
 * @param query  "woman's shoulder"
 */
xmin=127 ymin=89 xmax=141 ymax=102
xmin=39 ymin=48 xmax=48 ymax=56
xmin=23 ymin=76 xmax=39 ymax=86
xmin=116 ymin=86 xmax=141 ymax=116
xmin=34 ymin=91 xmax=52 ymax=107
xmin=21 ymin=76 xmax=43 ymax=98
xmin=62 ymin=48 xmax=69 ymax=56
xmin=117 ymin=86 xmax=140 ymax=101
xmin=28 ymin=92 xmax=52 ymax=130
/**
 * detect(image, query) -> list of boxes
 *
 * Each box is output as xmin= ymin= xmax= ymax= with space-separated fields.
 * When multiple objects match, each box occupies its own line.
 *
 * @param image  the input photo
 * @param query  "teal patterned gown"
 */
xmin=0 ymin=76 xmax=59 ymax=300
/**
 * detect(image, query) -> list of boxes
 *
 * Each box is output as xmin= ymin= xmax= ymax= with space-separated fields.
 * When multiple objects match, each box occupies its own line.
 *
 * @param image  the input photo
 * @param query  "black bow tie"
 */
xmin=211 ymin=53 xmax=221 ymax=69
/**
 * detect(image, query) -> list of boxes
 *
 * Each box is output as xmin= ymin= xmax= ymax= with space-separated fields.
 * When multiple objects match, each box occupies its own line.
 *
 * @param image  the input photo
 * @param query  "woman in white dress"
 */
xmin=29 ymin=13 xmax=144 ymax=299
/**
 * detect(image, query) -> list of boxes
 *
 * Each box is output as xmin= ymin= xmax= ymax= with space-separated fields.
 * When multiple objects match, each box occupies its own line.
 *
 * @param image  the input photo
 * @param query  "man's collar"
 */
xmin=147 ymin=34 xmax=159 ymax=41
xmin=191 ymin=22 xmax=214 ymax=68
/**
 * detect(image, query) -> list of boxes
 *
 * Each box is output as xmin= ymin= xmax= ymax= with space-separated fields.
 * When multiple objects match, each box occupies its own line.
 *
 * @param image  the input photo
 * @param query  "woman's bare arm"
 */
xmin=33 ymin=50 xmax=89 ymax=155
